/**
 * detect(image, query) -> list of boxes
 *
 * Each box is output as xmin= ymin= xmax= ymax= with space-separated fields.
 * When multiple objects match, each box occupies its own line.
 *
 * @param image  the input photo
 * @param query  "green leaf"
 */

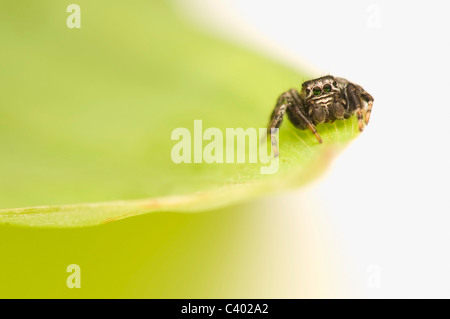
xmin=0 ymin=1 xmax=359 ymax=227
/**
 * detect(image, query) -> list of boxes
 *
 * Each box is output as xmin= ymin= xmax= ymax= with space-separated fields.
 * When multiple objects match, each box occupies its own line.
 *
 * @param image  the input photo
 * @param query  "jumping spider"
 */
xmin=266 ymin=75 xmax=374 ymax=155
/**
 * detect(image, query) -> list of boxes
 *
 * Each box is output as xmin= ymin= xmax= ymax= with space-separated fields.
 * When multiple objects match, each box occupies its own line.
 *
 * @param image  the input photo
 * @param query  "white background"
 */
xmin=182 ymin=0 xmax=450 ymax=297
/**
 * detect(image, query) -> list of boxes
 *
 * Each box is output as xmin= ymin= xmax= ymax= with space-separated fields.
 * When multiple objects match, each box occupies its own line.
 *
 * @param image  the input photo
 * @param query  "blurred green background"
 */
xmin=0 ymin=194 xmax=350 ymax=298
xmin=0 ymin=0 xmax=351 ymax=297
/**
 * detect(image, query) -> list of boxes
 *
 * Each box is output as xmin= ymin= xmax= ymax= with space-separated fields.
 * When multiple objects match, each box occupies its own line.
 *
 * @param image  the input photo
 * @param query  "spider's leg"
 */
xmin=267 ymin=95 xmax=288 ymax=134
xmin=360 ymin=91 xmax=374 ymax=125
xmin=264 ymin=92 xmax=290 ymax=157
xmin=288 ymin=90 xmax=322 ymax=143
xmin=268 ymin=104 xmax=287 ymax=157
xmin=346 ymin=84 xmax=364 ymax=132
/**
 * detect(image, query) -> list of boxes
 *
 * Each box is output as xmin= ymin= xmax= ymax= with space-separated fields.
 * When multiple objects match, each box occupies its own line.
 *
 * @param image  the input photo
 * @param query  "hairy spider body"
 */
xmin=267 ymin=75 xmax=373 ymax=154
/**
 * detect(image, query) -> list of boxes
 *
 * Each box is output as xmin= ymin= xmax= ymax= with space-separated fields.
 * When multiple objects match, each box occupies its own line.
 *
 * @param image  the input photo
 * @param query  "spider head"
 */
xmin=300 ymin=75 xmax=338 ymax=101
xmin=300 ymin=75 xmax=341 ymax=124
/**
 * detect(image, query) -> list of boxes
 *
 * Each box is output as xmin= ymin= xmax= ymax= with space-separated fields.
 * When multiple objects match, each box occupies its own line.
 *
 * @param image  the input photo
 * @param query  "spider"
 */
xmin=266 ymin=75 xmax=374 ymax=155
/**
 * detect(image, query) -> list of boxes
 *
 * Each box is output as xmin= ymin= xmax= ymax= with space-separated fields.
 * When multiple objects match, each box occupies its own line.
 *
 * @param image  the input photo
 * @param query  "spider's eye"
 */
xmin=333 ymin=81 xmax=337 ymax=87
xmin=323 ymin=84 xmax=331 ymax=92
xmin=313 ymin=87 xmax=321 ymax=95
